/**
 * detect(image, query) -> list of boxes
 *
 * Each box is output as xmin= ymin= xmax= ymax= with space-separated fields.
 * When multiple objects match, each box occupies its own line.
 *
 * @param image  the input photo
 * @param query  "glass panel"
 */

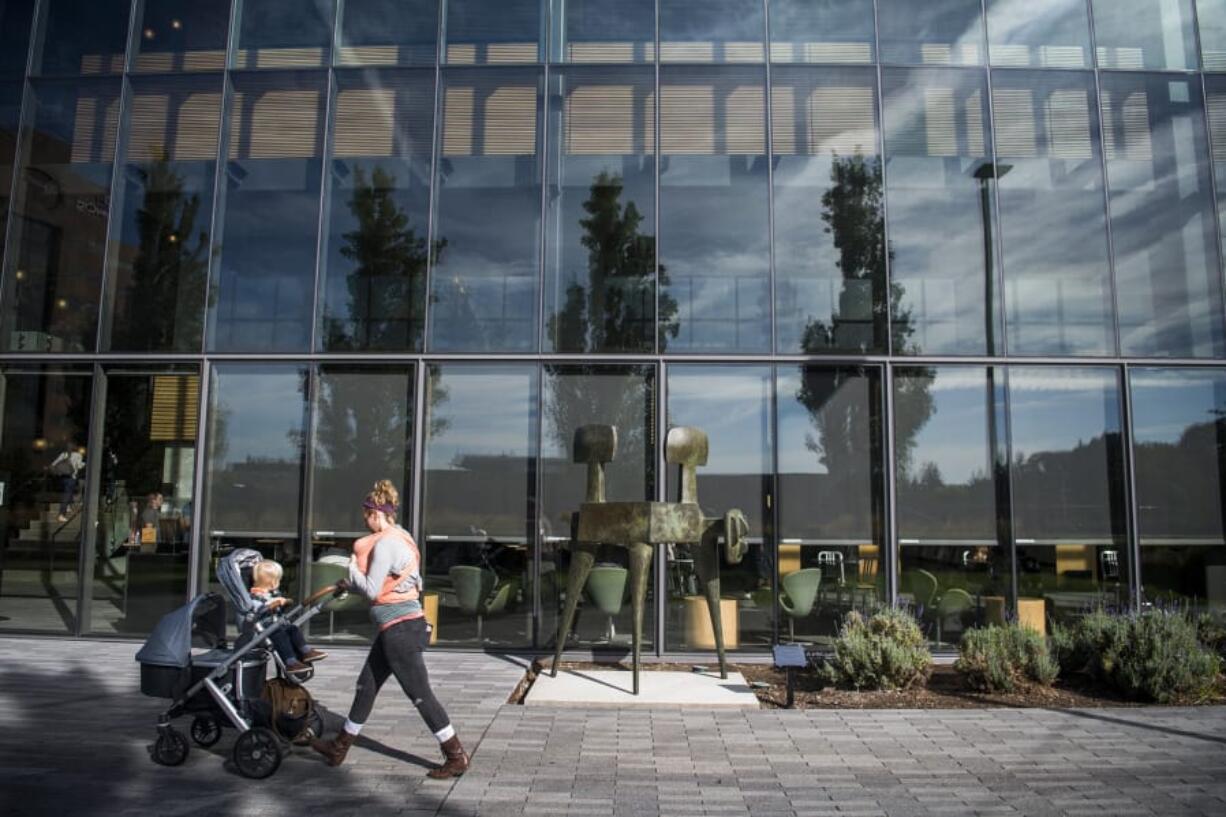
xmin=658 ymin=65 xmax=770 ymax=353
xmin=539 ymin=365 xmax=655 ymax=650
xmin=201 ymin=364 xmax=308 ymax=608
xmin=34 ymin=0 xmax=129 ymax=76
xmin=444 ymin=0 xmax=543 ymax=65
xmin=877 ymin=0 xmax=985 ymax=66
xmin=1009 ymin=367 xmax=1129 ymax=627
xmin=422 ymin=363 xmax=537 ymax=647
xmin=1202 ymin=75 xmax=1226 ymax=334
xmin=338 ymin=0 xmax=438 ymax=66
xmin=992 ymin=69 xmax=1114 ymax=356
xmin=882 ymin=67 xmax=1000 ymax=355
xmin=1 ymin=78 xmax=122 ymax=353
xmin=771 ymin=65 xmax=886 ymax=354
xmin=208 ymin=71 xmax=326 ymax=352
xmin=551 ymin=0 xmax=655 ymax=64
xmin=0 ymin=0 xmax=37 ymax=77
xmin=234 ymin=0 xmax=335 ymax=69
xmin=544 ymin=66 xmax=656 ymax=353
xmin=1092 ymin=0 xmax=1197 ymax=70
xmin=1131 ymin=367 xmax=1226 ymax=613
xmin=0 ymin=80 xmax=23 ymax=275
xmin=666 ymin=365 xmax=773 ymax=651
xmin=659 ymin=0 xmax=765 ymax=64
xmin=132 ymin=0 xmax=230 ymax=73
xmin=104 ymin=74 xmax=221 ymax=352
xmin=1100 ymin=73 xmax=1224 ymax=357
xmin=89 ymin=366 xmax=198 ymax=635
xmin=985 ymin=0 xmax=1091 ymax=68
xmin=308 ymin=365 xmax=414 ymax=643
xmin=0 ymin=366 xmax=91 ymax=633
xmin=776 ymin=365 xmax=885 ymax=644
xmin=894 ymin=366 xmax=1009 ymax=648
xmin=429 ymin=68 xmax=541 ymax=352
xmin=767 ymin=0 xmax=875 ymax=64
xmin=1201 ymin=0 xmax=1226 ymax=71
xmin=320 ymin=69 xmax=433 ymax=352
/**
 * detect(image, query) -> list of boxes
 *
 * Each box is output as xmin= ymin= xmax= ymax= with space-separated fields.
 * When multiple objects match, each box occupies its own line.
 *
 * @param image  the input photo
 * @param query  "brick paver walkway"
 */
xmin=1 ymin=637 xmax=1224 ymax=816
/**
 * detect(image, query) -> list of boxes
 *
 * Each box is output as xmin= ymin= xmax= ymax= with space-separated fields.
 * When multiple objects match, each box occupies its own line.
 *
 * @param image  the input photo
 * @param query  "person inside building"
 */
xmin=311 ymin=480 xmax=469 ymax=779
xmin=48 ymin=443 xmax=85 ymax=523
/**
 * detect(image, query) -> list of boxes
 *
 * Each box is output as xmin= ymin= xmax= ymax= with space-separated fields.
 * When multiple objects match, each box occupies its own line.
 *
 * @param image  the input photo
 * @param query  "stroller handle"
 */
xmin=303 ymin=583 xmax=344 ymax=607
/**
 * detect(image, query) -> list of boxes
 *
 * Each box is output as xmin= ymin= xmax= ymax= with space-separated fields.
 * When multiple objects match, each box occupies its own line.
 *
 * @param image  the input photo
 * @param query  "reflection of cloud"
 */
xmin=1131 ymin=369 xmax=1226 ymax=444
xmin=669 ymin=367 xmax=773 ymax=472
xmin=427 ymin=370 xmax=534 ymax=467
xmin=216 ymin=371 xmax=304 ymax=465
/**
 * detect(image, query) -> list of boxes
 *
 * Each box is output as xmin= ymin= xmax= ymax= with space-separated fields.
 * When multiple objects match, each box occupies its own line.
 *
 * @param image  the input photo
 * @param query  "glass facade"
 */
xmin=1 ymin=1 xmax=1225 ymax=651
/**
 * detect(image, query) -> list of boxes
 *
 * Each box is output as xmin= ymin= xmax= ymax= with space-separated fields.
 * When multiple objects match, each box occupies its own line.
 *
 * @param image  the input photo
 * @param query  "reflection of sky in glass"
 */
xmin=660 ymin=0 xmax=765 ymax=45
xmin=1131 ymin=368 xmax=1226 ymax=444
xmin=667 ymin=365 xmax=771 ymax=474
xmin=900 ymin=368 xmax=990 ymax=485
xmin=985 ymin=0 xmax=1090 ymax=66
xmin=1007 ymin=367 xmax=1119 ymax=459
xmin=211 ymin=366 xmax=305 ymax=466
xmin=426 ymin=366 xmax=535 ymax=469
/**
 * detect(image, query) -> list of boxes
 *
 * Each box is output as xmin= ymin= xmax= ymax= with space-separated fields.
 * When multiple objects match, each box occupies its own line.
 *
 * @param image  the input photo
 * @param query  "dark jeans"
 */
xmin=267 ymin=624 xmax=308 ymax=663
xmin=59 ymin=475 xmax=78 ymax=515
xmin=347 ymin=617 xmax=449 ymax=734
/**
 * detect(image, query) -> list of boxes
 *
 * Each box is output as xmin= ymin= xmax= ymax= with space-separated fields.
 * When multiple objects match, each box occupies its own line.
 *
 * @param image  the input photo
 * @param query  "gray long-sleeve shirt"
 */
xmin=347 ymin=534 xmax=416 ymax=599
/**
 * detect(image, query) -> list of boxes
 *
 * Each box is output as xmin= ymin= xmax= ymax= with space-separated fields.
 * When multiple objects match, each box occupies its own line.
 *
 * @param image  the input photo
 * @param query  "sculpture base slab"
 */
xmin=526 ymin=669 xmax=758 ymax=708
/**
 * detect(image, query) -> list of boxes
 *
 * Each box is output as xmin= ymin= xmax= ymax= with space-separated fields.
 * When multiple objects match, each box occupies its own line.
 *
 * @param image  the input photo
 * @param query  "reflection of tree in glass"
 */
xmin=311 ymin=372 xmax=413 ymax=526
xmin=323 ymin=165 xmax=442 ymax=351
xmin=112 ymin=156 xmax=209 ymax=351
xmin=796 ymin=154 xmax=932 ymax=490
xmin=549 ymin=171 xmax=676 ymax=352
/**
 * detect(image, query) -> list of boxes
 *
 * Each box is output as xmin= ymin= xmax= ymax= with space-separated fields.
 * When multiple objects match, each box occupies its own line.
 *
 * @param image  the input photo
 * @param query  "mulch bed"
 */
xmin=519 ymin=660 xmax=1226 ymax=709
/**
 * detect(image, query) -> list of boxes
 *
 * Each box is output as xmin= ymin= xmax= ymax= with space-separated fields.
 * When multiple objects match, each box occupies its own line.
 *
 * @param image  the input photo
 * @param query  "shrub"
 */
xmin=1051 ymin=607 xmax=1115 ymax=677
xmin=955 ymin=624 xmax=1058 ymax=692
xmin=821 ymin=607 xmax=931 ymax=691
xmin=1195 ymin=612 xmax=1226 ymax=661
xmin=1057 ymin=609 xmax=1220 ymax=703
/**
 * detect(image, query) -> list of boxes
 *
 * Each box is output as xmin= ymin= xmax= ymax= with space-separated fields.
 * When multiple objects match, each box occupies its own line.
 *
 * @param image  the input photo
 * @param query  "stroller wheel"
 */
xmin=152 ymin=727 xmax=189 ymax=766
xmin=233 ymin=727 xmax=282 ymax=779
xmin=191 ymin=715 xmax=222 ymax=748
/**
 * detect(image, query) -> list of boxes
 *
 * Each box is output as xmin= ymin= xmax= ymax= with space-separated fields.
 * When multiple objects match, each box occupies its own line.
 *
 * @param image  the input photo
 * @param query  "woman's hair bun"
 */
xmin=370 ymin=479 xmax=400 ymax=510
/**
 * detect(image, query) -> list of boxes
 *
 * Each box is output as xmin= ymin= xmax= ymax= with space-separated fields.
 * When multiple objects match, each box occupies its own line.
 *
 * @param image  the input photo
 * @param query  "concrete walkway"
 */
xmin=1 ymin=637 xmax=1224 ymax=816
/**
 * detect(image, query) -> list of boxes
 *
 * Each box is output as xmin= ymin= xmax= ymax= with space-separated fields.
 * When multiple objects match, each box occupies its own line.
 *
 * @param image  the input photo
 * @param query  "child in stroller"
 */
xmin=137 ymin=548 xmax=348 ymax=778
xmin=250 ymin=559 xmax=328 ymax=673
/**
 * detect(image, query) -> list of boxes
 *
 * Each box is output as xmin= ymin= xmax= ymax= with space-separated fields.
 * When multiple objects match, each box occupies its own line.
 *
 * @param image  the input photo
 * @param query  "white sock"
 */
xmin=343 ymin=718 xmax=364 ymax=736
xmin=434 ymin=724 xmax=455 ymax=743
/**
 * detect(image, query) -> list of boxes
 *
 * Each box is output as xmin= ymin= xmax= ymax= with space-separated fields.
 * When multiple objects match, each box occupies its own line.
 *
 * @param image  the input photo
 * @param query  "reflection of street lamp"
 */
xmin=972 ymin=161 xmax=1010 ymax=355
xmin=973 ymin=161 xmax=1012 ymax=605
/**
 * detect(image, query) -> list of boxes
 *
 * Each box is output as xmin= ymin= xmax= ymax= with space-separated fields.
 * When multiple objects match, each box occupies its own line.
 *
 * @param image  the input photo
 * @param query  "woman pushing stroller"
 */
xmin=311 ymin=480 xmax=469 ymax=779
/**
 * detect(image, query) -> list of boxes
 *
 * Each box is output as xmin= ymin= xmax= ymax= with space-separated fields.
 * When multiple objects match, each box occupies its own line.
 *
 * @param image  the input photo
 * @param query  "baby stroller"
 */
xmin=136 ymin=548 xmax=347 ymax=778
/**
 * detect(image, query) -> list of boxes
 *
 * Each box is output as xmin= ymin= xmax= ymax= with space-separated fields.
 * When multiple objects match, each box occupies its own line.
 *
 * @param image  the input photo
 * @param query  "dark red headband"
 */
xmin=362 ymin=499 xmax=396 ymax=514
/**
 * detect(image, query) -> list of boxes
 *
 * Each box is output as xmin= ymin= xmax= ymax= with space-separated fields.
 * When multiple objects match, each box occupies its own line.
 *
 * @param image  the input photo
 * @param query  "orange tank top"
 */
xmin=352 ymin=525 xmax=422 ymax=608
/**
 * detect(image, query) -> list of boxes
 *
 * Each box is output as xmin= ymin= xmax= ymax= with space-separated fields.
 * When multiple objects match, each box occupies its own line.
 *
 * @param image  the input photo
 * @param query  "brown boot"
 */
xmin=426 ymin=735 xmax=469 ymax=779
xmin=311 ymin=729 xmax=356 ymax=767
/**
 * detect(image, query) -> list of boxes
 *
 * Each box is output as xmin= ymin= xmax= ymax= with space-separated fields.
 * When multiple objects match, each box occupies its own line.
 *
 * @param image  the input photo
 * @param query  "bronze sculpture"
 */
xmin=550 ymin=424 xmax=748 ymax=694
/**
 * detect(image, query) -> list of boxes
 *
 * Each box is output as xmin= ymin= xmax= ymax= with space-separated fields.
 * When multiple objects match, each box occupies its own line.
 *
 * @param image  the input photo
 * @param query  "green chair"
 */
xmin=586 ymin=564 xmax=629 ymax=642
xmin=310 ymin=561 xmax=368 ymax=636
xmin=449 ymin=565 xmax=497 ymax=641
xmin=935 ymin=587 xmax=974 ymax=645
xmin=902 ymin=569 xmax=940 ymax=610
xmin=779 ymin=568 xmax=821 ymax=642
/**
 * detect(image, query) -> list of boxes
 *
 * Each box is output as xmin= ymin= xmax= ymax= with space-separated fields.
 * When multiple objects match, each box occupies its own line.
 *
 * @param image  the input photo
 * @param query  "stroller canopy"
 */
xmin=135 ymin=592 xmax=227 ymax=668
xmin=217 ymin=547 xmax=263 ymax=620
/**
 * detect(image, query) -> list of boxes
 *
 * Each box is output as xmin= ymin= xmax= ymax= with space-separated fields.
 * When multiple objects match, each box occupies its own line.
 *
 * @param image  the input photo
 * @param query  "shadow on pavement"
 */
xmin=0 ymin=662 xmax=470 ymax=817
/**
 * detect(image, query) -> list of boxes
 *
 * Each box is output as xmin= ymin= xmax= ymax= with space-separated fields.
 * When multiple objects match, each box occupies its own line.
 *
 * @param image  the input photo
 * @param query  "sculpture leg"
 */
xmin=694 ymin=529 xmax=727 ymax=679
xmin=627 ymin=541 xmax=653 ymax=695
xmin=550 ymin=542 xmax=598 ymax=677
